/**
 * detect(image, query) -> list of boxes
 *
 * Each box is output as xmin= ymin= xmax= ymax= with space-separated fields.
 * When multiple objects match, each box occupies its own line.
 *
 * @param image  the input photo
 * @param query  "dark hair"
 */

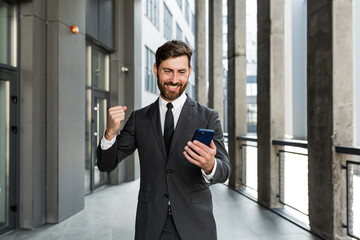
xmin=155 ymin=40 xmax=193 ymax=68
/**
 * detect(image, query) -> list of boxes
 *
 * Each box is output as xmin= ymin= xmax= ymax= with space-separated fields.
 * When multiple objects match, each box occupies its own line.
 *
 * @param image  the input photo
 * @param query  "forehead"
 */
xmin=159 ymin=55 xmax=189 ymax=69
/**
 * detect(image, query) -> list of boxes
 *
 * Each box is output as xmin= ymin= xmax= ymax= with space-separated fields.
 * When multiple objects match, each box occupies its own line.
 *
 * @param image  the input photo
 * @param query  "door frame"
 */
xmin=0 ymin=64 xmax=19 ymax=236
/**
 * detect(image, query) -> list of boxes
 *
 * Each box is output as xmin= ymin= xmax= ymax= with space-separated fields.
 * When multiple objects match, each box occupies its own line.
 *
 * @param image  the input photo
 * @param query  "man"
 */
xmin=97 ymin=40 xmax=230 ymax=240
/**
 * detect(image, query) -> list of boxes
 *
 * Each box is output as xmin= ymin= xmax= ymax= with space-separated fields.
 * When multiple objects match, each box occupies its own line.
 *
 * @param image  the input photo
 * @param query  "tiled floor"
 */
xmin=1 ymin=180 xmax=322 ymax=240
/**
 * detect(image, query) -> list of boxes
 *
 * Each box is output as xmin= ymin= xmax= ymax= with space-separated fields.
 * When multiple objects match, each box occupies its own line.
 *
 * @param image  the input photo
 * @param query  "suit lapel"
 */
xmin=150 ymin=99 xmax=167 ymax=160
xmin=168 ymin=96 xmax=195 ymax=157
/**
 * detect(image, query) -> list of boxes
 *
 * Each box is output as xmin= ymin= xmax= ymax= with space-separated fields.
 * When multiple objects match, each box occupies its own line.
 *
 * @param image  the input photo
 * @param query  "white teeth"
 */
xmin=168 ymin=85 xmax=178 ymax=89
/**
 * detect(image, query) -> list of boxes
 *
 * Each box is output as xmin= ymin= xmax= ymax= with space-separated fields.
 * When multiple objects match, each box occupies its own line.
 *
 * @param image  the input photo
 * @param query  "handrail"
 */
xmin=272 ymin=139 xmax=307 ymax=149
xmin=335 ymin=146 xmax=360 ymax=156
xmin=237 ymin=135 xmax=258 ymax=142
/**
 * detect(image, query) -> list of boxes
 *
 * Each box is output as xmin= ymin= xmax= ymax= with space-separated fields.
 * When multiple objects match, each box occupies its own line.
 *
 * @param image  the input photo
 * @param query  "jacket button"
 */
xmin=164 ymin=193 xmax=169 ymax=198
xmin=166 ymin=170 xmax=173 ymax=175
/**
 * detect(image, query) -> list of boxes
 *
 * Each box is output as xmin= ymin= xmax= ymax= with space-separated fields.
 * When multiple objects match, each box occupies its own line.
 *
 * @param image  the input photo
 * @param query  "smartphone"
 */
xmin=191 ymin=128 xmax=215 ymax=146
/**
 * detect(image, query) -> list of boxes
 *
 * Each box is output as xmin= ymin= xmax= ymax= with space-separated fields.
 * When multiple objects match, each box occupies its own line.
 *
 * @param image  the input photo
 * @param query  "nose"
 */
xmin=171 ymin=72 xmax=180 ymax=84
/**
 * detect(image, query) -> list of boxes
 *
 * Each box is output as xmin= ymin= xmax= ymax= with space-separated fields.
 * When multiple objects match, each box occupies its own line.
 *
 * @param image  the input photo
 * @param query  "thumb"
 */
xmin=122 ymin=106 xmax=128 ymax=111
xmin=210 ymin=140 xmax=216 ymax=150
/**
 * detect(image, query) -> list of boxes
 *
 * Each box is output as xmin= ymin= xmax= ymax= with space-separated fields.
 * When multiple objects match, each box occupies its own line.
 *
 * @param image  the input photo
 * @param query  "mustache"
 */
xmin=165 ymin=82 xmax=182 ymax=87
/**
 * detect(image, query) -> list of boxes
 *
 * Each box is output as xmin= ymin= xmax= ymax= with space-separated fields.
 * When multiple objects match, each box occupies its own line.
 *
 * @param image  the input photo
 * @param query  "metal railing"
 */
xmin=237 ymin=136 xmax=258 ymax=193
xmin=336 ymin=146 xmax=360 ymax=240
xmin=273 ymin=139 xmax=309 ymax=216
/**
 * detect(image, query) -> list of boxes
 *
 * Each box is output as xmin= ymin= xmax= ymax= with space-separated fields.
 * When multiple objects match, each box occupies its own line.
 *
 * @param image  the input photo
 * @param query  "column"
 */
xmin=108 ymin=0 xmax=142 ymax=184
xmin=208 ymin=0 xmax=223 ymax=125
xmin=227 ymin=0 xmax=247 ymax=189
xmin=195 ymin=0 xmax=207 ymax=105
xmin=19 ymin=0 xmax=47 ymax=229
xmin=46 ymin=0 xmax=86 ymax=223
xmin=257 ymin=0 xmax=285 ymax=207
xmin=307 ymin=0 xmax=354 ymax=238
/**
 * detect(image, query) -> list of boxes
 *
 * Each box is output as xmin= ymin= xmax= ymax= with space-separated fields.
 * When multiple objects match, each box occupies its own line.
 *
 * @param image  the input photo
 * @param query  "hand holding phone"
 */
xmin=184 ymin=128 xmax=217 ymax=174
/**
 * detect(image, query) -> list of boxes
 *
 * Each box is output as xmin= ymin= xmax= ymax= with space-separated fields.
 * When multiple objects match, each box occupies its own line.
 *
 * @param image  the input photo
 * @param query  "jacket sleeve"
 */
xmin=97 ymin=111 xmax=137 ymax=172
xmin=206 ymin=111 xmax=231 ymax=184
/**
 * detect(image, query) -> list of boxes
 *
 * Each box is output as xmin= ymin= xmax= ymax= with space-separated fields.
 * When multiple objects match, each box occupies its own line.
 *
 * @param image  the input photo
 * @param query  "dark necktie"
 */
xmin=164 ymin=103 xmax=174 ymax=156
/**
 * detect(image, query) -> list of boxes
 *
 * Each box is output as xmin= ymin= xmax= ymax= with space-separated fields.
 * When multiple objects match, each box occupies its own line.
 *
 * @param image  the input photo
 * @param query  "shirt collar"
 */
xmin=159 ymin=92 xmax=187 ymax=110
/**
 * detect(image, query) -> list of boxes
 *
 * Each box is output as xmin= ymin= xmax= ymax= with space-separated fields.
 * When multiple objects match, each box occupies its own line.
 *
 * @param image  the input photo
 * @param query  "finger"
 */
xmin=183 ymin=151 xmax=202 ymax=168
xmin=209 ymin=140 xmax=216 ymax=151
xmin=188 ymin=141 xmax=207 ymax=157
xmin=184 ymin=145 xmax=203 ymax=162
xmin=109 ymin=106 xmax=125 ymax=111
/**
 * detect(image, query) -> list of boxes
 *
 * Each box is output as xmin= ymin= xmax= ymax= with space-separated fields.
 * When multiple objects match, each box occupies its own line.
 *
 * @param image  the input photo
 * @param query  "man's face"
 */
xmin=154 ymin=55 xmax=192 ymax=102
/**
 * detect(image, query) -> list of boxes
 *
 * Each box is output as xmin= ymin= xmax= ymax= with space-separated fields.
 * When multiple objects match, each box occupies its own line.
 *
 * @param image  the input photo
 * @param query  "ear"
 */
xmin=153 ymin=63 xmax=158 ymax=77
xmin=188 ymin=65 xmax=192 ymax=77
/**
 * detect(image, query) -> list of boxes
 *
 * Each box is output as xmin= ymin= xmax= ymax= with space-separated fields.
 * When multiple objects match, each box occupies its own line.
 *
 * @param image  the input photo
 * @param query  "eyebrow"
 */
xmin=162 ymin=68 xmax=188 ymax=71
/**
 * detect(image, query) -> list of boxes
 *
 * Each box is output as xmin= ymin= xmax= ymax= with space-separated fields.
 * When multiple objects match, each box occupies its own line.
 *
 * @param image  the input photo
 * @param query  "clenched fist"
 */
xmin=104 ymin=106 xmax=127 ymax=140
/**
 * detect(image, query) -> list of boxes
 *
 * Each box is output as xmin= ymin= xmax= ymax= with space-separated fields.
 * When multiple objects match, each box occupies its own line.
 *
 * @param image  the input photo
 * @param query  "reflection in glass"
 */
xmin=0 ymin=2 xmax=16 ymax=66
xmin=0 ymin=81 xmax=9 ymax=228
xmin=93 ymin=97 xmax=107 ymax=185
xmin=91 ymin=47 xmax=109 ymax=91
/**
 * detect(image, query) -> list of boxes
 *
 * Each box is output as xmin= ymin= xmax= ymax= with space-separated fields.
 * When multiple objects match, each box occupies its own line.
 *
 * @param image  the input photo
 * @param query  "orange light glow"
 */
xmin=71 ymin=25 xmax=79 ymax=34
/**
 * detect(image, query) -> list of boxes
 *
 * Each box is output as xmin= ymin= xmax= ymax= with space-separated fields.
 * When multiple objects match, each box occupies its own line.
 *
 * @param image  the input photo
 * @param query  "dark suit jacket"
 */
xmin=97 ymin=96 xmax=230 ymax=240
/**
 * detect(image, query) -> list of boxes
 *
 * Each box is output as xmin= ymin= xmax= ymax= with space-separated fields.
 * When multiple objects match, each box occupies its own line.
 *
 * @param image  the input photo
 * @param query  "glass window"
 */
xmin=0 ymin=2 xmax=16 ymax=67
xmin=163 ymin=4 xmax=173 ymax=41
xmin=185 ymin=0 xmax=189 ymax=24
xmin=90 ymin=46 xmax=109 ymax=91
xmin=246 ymin=0 xmax=257 ymax=135
xmin=145 ymin=47 xmax=157 ymax=94
xmin=192 ymin=12 xmax=195 ymax=34
xmin=146 ymin=0 xmax=159 ymax=28
xmin=176 ymin=0 xmax=182 ymax=10
xmin=0 ymin=80 xmax=9 ymax=228
xmin=176 ymin=23 xmax=182 ymax=40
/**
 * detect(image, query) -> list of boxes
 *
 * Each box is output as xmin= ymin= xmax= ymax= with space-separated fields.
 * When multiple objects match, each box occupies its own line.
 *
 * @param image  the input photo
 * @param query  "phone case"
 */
xmin=191 ymin=128 xmax=215 ymax=146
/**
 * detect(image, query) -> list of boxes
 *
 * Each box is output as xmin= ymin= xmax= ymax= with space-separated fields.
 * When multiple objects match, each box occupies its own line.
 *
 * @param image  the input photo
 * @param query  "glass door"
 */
xmin=85 ymin=43 xmax=110 ymax=194
xmin=92 ymin=92 xmax=109 ymax=188
xmin=85 ymin=90 xmax=109 ymax=194
xmin=0 ymin=66 xmax=18 ymax=236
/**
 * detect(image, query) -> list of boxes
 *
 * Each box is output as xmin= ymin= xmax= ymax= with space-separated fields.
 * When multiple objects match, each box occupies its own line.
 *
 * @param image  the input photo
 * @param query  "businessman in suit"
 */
xmin=97 ymin=40 xmax=230 ymax=240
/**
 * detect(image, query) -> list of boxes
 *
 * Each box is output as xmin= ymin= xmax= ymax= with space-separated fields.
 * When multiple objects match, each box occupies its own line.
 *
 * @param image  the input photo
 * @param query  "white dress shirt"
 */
xmin=100 ymin=92 xmax=217 ymax=183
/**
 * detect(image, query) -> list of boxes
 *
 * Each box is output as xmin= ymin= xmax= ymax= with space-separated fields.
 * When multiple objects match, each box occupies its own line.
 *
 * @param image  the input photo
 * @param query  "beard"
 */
xmin=157 ymin=74 xmax=188 ymax=101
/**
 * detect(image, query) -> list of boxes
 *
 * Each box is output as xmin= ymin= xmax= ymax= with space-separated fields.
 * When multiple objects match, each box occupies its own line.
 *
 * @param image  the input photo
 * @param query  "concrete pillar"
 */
xmin=125 ymin=0 xmax=142 ymax=181
xmin=109 ymin=0 xmax=136 ymax=184
xmin=46 ymin=0 xmax=86 ymax=223
xmin=257 ymin=0 xmax=285 ymax=208
xmin=208 ymin=0 xmax=223 ymax=126
xmin=355 ymin=0 xmax=360 ymax=146
xmin=19 ymin=0 xmax=47 ymax=229
xmin=195 ymin=0 xmax=207 ymax=105
xmin=307 ymin=0 xmax=354 ymax=238
xmin=227 ymin=0 xmax=247 ymax=189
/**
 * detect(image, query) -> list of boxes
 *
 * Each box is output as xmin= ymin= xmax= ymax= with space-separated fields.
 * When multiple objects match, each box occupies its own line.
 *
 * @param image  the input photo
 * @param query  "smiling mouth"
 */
xmin=165 ymin=84 xmax=181 ymax=90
